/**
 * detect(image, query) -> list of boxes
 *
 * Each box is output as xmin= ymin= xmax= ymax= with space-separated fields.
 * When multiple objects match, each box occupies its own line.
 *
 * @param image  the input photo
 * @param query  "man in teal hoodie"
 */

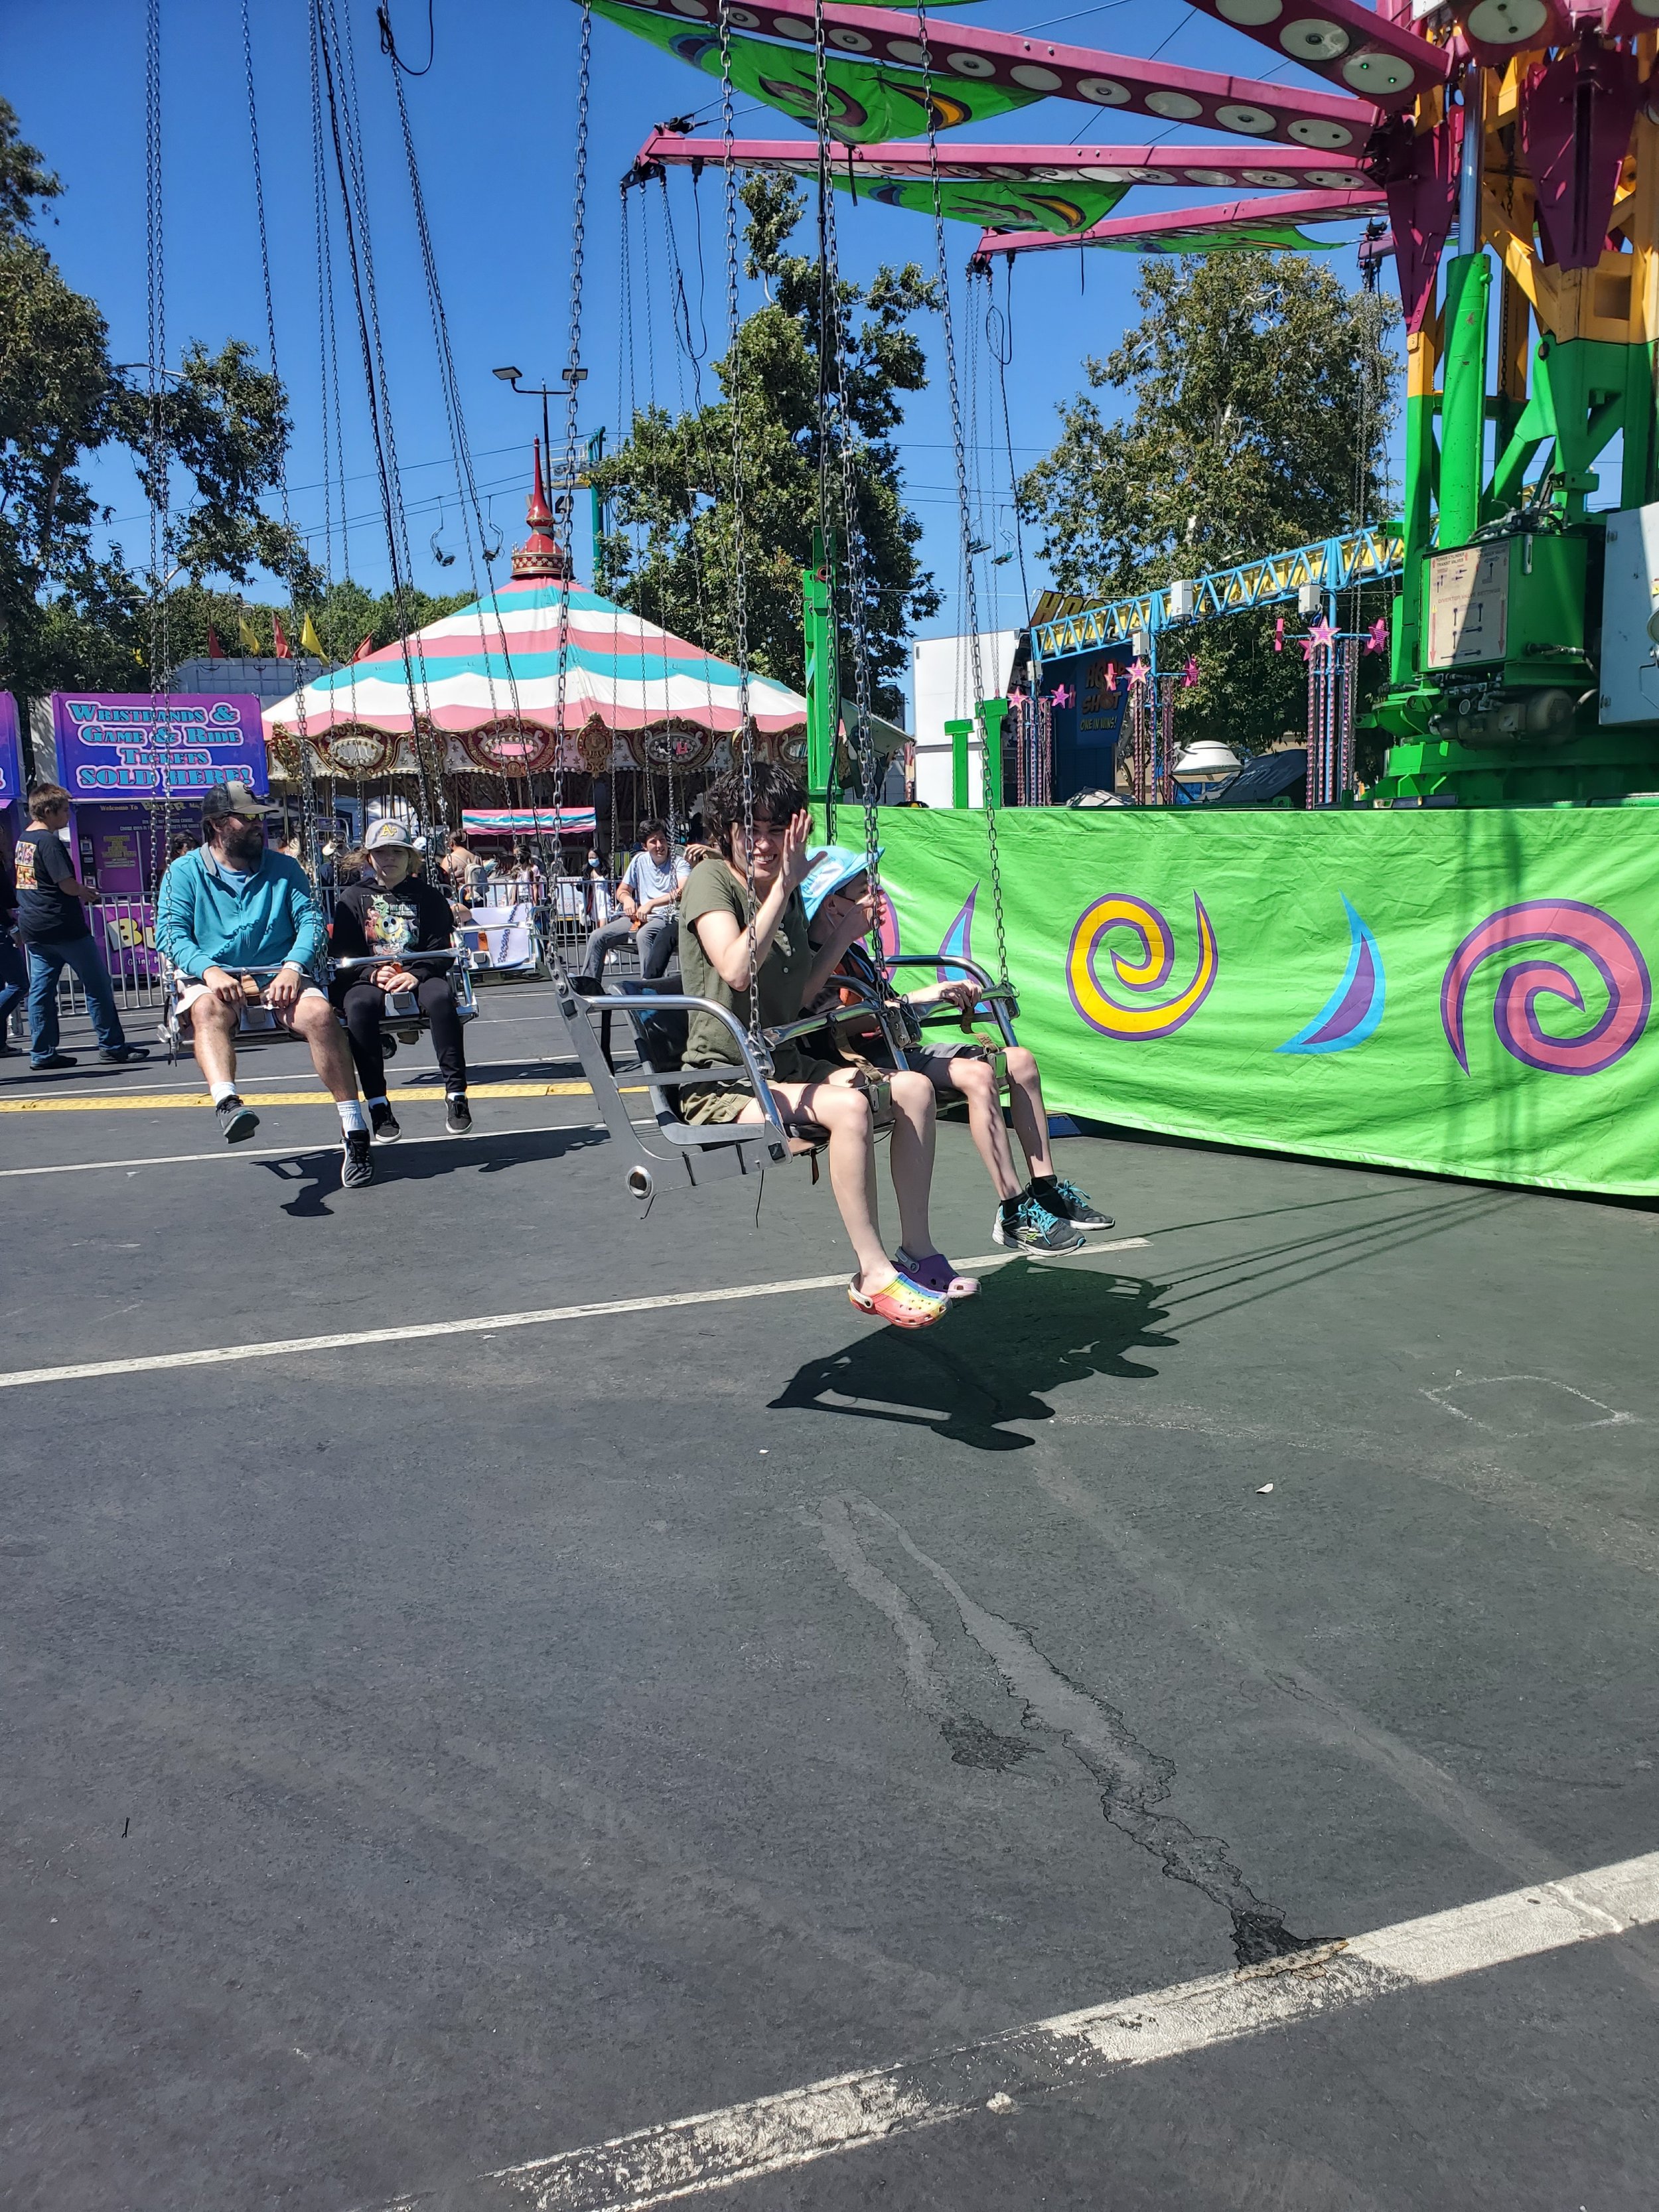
xmin=156 ymin=781 xmax=372 ymax=1187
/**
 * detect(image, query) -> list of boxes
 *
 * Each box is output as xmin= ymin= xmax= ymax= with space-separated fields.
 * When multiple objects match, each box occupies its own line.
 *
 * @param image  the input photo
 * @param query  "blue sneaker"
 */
xmin=1043 ymin=1177 xmax=1114 ymax=1232
xmin=991 ymin=1194 xmax=1086 ymax=1254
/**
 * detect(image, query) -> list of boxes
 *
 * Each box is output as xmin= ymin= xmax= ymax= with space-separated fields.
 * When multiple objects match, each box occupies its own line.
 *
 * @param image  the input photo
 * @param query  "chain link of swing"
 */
xmin=916 ymin=7 xmax=1009 ymax=988
xmin=717 ymin=1 xmax=762 ymax=1061
xmin=810 ymin=7 xmax=885 ymax=945
xmin=313 ymin=0 xmax=446 ymax=844
xmin=242 ymin=0 xmax=322 ymax=882
xmin=143 ymin=0 xmax=174 ymax=902
xmin=546 ymin=0 xmax=593 ymax=903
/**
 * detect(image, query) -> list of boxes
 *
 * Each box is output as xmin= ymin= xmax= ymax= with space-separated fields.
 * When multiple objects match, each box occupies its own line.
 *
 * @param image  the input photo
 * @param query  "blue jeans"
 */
xmin=0 ymin=934 xmax=25 ymax=1041
xmin=26 ymin=933 xmax=129 ymax=1060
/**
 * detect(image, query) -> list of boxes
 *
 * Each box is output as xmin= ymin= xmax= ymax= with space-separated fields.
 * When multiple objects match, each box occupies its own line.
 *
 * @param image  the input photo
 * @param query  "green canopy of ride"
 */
xmin=593 ymin=0 xmax=1042 ymax=143
xmin=840 ymin=171 xmax=1128 ymax=234
xmin=1092 ymin=219 xmax=1329 ymax=253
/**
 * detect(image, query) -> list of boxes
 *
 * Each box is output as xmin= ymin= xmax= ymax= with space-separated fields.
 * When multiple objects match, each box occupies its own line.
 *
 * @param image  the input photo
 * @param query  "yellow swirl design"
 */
xmin=1067 ymin=893 xmax=1219 ymax=1040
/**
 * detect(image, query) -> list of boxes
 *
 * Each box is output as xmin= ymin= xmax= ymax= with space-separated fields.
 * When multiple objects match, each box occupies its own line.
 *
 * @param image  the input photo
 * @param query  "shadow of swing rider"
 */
xmin=770 ymin=1258 xmax=1177 ymax=1453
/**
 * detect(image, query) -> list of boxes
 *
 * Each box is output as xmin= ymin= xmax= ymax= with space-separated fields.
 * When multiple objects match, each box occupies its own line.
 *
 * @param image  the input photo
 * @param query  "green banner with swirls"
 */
xmin=860 ymin=805 xmax=1659 ymax=1197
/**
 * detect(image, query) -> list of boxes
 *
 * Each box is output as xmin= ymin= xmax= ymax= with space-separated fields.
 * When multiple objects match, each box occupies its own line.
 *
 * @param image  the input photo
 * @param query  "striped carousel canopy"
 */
xmin=262 ymin=447 xmax=806 ymax=753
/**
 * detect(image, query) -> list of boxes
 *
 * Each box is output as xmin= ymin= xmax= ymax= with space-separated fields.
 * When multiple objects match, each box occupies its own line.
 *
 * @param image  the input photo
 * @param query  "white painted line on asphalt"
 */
xmin=362 ymin=1849 xmax=1659 ymax=2212
xmin=0 ymin=1240 xmax=1152 ymax=1388
xmin=0 ymin=1122 xmax=607 ymax=1180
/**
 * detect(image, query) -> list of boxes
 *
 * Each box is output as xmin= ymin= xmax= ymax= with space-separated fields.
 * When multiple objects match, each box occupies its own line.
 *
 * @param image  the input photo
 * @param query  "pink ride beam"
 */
xmin=634 ymin=128 xmax=1373 ymax=190
xmin=977 ymin=184 xmax=1387 ymax=259
xmin=595 ymin=0 xmax=1387 ymax=149
xmin=1179 ymin=0 xmax=1449 ymax=104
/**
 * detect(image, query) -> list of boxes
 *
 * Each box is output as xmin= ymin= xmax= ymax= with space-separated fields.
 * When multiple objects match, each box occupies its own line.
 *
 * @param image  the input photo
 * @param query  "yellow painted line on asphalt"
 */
xmin=0 ymin=1079 xmax=648 ymax=1113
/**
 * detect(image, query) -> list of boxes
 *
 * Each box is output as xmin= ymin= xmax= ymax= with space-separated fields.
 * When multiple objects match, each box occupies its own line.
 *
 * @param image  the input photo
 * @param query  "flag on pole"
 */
xmin=352 ymin=634 xmax=376 ymax=662
xmin=299 ymin=613 xmax=325 ymax=659
xmin=206 ymin=625 xmax=224 ymax=659
xmin=238 ymin=615 xmax=263 ymax=655
xmin=271 ymin=614 xmax=293 ymax=659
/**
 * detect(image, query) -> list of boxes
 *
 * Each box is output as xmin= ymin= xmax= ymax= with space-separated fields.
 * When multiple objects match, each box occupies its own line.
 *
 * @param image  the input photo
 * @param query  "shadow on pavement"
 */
xmin=259 ymin=1123 xmax=608 ymax=1218
xmin=770 ymin=1257 xmax=1175 ymax=1451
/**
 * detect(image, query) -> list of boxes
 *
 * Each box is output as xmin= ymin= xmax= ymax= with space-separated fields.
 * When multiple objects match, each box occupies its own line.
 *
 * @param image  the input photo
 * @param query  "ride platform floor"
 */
xmin=3 ymin=984 xmax=1658 ymax=2211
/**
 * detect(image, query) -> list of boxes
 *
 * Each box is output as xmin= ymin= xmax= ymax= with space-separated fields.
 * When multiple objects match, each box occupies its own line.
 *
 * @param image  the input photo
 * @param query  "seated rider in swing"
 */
xmin=329 ymin=819 xmax=474 ymax=1140
xmin=155 ymin=780 xmax=374 ymax=1188
xmin=800 ymin=846 xmax=1113 ymax=1256
xmin=677 ymin=762 xmax=975 ymax=1329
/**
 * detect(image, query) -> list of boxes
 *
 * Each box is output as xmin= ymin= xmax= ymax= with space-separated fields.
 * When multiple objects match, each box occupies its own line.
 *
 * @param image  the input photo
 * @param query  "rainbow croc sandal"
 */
xmin=848 ymin=1269 xmax=949 ymax=1329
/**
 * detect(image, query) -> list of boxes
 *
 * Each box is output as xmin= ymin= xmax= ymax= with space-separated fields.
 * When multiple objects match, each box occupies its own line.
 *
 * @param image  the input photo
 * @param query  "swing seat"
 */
xmin=159 ymin=959 xmax=322 ymax=1065
xmin=328 ymin=951 xmax=480 ymax=1039
xmin=553 ymin=963 xmax=902 ymax=1202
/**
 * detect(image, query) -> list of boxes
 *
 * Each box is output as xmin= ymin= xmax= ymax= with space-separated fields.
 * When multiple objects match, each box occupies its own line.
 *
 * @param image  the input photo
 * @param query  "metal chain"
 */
xmin=816 ymin=132 xmax=885 ymax=951
xmin=144 ymin=0 xmax=174 ymax=901
xmin=243 ymin=0 xmax=321 ymax=879
xmin=384 ymin=42 xmax=530 ymax=873
xmin=549 ymin=0 xmax=592 ymax=891
xmin=717 ymin=0 xmax=760 ymax=1057
xmin=315 ymin=0 xmax=445 ymax=842
xmin=918 ymin=6 xmax=1007 ymax=986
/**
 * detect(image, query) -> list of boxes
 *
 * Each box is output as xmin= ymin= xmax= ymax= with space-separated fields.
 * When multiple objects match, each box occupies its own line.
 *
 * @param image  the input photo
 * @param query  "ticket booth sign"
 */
xmin=51 ymin=693 xmax=269 ymax=797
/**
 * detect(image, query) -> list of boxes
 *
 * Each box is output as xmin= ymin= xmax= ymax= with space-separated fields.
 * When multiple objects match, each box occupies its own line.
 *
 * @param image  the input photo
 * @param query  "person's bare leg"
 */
xmin=189 ymin=994 xmax=240 ymax=1090
xmin=742 ymin=1078 xmax=889 ymax=1288
xmin=1003 ymin=1045 xmax=1054 ymax=1181
xmin=885 ymin=1069 xmax=940 ymax=1258
xmin=948 ymin=1056 xmax=1023 ymax=1201
xmin=289 ymin=995 xmax=359 ymax=1102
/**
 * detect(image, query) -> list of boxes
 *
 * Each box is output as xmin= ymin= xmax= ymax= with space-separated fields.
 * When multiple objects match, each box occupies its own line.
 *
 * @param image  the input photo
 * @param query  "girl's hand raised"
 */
xmin=779 ymin=808 xmax=815 ymax=891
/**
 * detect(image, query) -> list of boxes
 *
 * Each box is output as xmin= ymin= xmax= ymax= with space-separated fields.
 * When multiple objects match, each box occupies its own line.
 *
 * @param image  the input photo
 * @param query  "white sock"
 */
xmin=337 ymin=1099 xmax=367 ymax=1134
xmin=447 ymin=1089 xmax=465 ymax=1100
xmin=210 ymin=1079 xmax=238 ymax=1104
xmin=365 ymin=1094 xmax=388 ymax=1109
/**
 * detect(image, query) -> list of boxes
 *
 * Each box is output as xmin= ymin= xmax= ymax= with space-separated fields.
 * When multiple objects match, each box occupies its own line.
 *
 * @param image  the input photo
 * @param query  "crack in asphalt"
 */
xmin=811 ymin=1492 xmax=1318 ymax=1967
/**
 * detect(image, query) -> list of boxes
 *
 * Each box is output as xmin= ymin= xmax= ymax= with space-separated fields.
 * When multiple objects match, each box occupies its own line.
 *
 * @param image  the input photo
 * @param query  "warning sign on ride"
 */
xmin=50 ymin=692 xmax=270 ymax=798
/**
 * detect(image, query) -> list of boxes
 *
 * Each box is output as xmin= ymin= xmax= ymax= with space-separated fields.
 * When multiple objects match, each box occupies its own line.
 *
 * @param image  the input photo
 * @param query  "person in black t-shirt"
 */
xmin=329 ymin=819 xmax=472 ymax=1140
xmin=14 ymin=784 xmax=146 ymax=1070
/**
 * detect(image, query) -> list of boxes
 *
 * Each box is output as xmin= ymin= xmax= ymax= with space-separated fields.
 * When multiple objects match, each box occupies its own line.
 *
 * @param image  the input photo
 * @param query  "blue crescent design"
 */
xmin=1278 ymin=896 xmax=1385 ymax=1055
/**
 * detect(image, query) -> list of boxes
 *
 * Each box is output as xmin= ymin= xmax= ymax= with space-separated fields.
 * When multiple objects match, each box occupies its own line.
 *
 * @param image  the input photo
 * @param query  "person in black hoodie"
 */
xmin=329 ymin=820 xmax=472 ymax=1140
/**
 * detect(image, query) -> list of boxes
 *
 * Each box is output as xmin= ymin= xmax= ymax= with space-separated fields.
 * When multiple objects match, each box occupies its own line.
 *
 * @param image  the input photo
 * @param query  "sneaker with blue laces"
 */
xmin=1039 ymin=1176 xmax=1114 ymax=1232
xmin=991 ymin=1193 xmax=1086 ymax=1254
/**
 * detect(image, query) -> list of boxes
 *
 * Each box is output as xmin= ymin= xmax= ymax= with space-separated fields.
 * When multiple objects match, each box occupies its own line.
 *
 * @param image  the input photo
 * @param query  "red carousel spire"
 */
xmin=512 ymin=438 xmax=571 ymax=580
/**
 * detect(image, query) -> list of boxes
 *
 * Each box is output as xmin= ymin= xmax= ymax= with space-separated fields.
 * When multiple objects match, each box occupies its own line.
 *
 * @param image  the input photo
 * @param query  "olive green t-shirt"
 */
xmin=677 ymin=857 xmax=820 ymax=1079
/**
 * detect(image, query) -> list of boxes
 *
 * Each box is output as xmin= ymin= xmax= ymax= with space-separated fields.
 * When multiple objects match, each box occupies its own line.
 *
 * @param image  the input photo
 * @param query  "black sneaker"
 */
xmin=30 ymin=1052 xmax=77 ymax=1070
xmin=369 ymin=1101 xmax=401 ymax=1143
xmin=215 ymin=1094 xmax=260 ymax=1143
xmin=341 ymin=1128 xmax=374 ymax=1189
xmin=1041 ymin=1177 xmax=1114 ymax=1232
xmin=445 ymin=1093 xmax=472 ymax=1135
xmin=991 ymin=1194 xmax=1086 ymax=1254
xmin=99 ymin=1045 xmax=150 ymax=1063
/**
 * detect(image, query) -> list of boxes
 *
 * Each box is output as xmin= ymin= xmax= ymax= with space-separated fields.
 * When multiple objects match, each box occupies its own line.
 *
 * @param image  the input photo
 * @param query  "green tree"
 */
xmin=0 ymin=98 xmax=320 ymax=707
xmin=591 ymin=174 xmax=939 ymax=721
xmin=1019 ymin=252 xmax=1398 ymax=755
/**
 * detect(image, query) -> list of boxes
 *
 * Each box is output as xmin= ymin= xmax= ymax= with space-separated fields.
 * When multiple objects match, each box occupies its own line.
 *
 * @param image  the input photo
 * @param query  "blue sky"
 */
xmin=4 ymin=0 xmax=1389 ymax=664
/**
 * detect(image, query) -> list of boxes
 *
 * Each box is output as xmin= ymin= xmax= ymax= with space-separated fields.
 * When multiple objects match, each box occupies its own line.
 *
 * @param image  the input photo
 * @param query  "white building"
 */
xmin=910 ymin=629 xmax=1020 ymax=808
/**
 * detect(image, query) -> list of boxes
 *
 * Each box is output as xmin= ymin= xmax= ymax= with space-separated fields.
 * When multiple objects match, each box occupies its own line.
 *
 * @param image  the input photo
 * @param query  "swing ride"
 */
xmin=34 ymin=0 xmax=1659 ymax=1200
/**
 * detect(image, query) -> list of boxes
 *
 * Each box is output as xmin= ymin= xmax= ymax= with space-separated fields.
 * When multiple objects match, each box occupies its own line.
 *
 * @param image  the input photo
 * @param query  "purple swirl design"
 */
xmin=1441 ymin=901 xmax=1652 ymax=1076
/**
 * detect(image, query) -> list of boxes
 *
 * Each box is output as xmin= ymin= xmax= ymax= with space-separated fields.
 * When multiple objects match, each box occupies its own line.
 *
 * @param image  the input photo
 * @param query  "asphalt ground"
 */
xmin=3 ymin=985 xmax=1658 ymax=2211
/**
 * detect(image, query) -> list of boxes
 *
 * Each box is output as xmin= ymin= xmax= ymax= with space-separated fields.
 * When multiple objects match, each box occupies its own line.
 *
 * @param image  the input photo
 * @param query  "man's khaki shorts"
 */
xmin=175 ymin=977 xmax=326 ymax=1019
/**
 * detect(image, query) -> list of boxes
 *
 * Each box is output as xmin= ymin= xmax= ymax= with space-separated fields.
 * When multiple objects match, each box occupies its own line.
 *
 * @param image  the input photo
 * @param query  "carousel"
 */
xmin=261 ymin=445 xmax=810 ymax=849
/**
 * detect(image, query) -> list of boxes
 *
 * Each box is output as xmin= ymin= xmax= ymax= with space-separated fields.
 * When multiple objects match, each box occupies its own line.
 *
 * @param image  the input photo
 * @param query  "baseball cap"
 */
xmin=364 ymin=818 xmax=418 ymax=851
xmin=800 ymin=842 xmax=881 ymax=922
xmin=201 ymin=780 xmax=280 ymax=822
